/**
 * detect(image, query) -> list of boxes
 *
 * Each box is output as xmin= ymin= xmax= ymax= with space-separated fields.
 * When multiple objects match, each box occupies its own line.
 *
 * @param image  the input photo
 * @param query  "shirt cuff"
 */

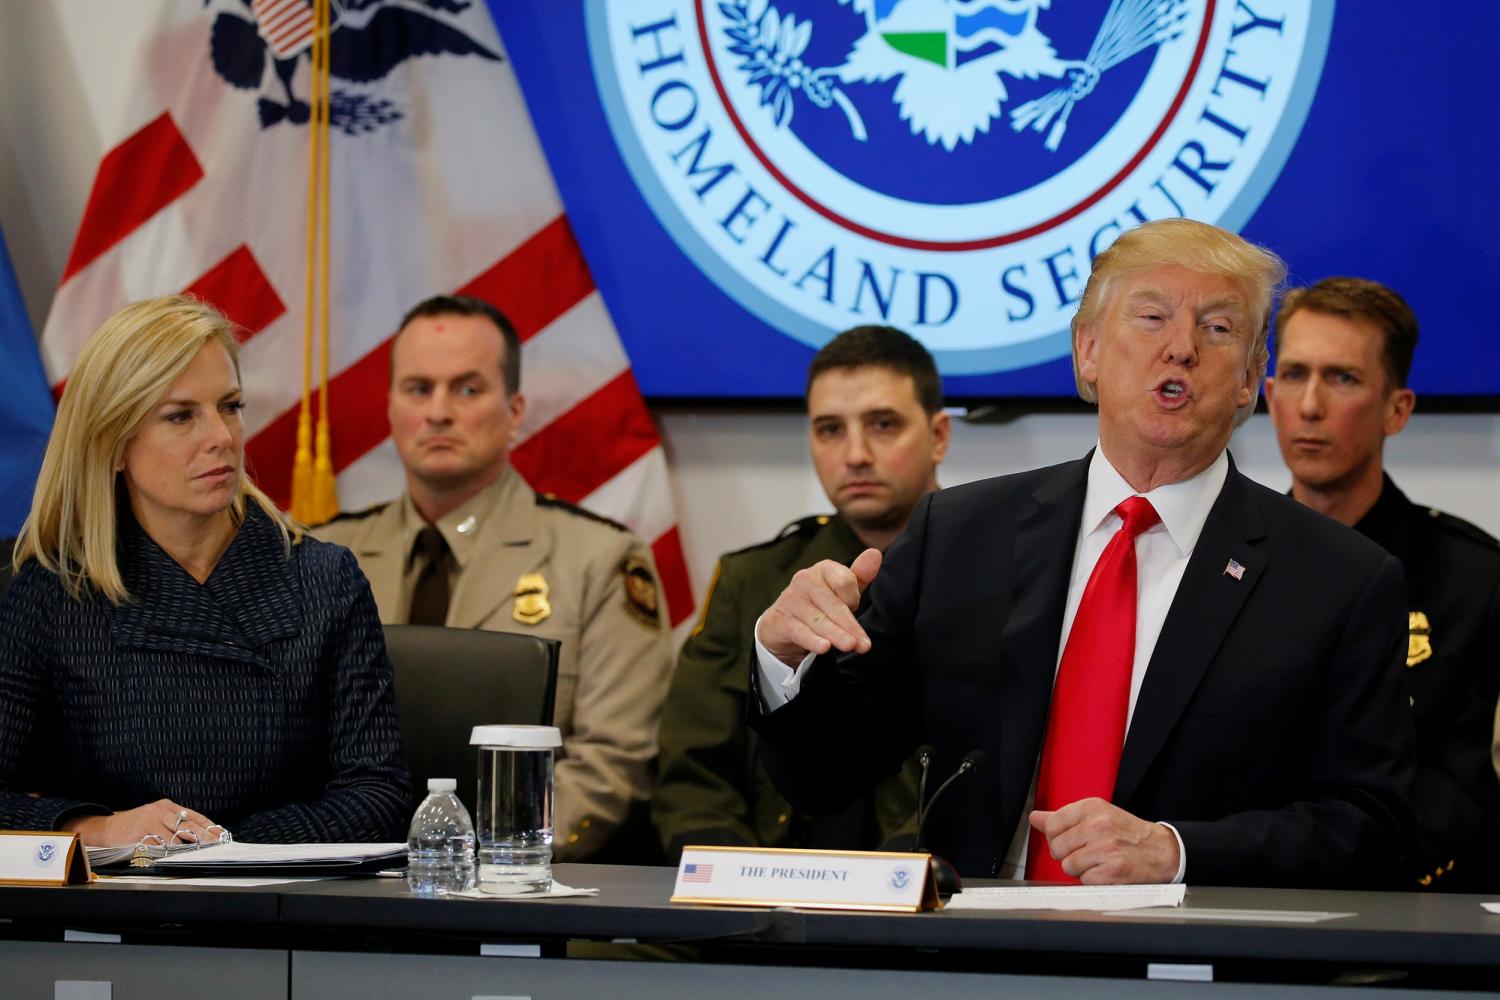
xmin=1159 ymin=822 xmax=1188 ymax=884
xmin=753 ymin=612 xmax=818 ymax=711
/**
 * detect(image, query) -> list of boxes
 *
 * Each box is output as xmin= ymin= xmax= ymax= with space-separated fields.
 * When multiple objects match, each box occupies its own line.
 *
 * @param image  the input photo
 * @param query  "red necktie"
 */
xmin=1027 ymin=495 xmax=1160 ymax=882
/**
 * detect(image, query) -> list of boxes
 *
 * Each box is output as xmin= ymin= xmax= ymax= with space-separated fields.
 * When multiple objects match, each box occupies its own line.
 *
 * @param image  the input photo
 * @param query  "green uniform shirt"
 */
xmin=653 ymin=514 xmax=918 ymax=862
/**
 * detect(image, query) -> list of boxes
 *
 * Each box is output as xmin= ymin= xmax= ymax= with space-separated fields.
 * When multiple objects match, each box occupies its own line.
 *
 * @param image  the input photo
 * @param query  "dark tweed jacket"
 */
xmin=0 ymin=503 xmax=410 ymax=842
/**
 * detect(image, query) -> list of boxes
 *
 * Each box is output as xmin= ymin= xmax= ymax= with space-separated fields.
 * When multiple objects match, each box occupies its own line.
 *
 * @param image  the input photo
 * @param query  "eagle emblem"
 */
xmin=722 ymin=0 xmax=1188 ymax=151
xmin=207 ymin=0 xmax=502 ymax=133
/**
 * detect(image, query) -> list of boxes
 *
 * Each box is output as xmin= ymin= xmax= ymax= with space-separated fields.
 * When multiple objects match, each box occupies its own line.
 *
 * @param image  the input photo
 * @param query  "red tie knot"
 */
xmin=1114 ymin=496 xmax=1160 ymax=538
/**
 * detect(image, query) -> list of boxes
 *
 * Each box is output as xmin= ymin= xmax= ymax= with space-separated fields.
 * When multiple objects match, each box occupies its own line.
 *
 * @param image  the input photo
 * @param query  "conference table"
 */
xmin=3 ymin=864 xmax=1499 ymax=998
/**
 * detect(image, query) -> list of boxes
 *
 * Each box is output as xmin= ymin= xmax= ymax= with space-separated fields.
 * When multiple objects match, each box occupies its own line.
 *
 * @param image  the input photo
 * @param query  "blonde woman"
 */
xmin=0 ymin=296 xmax=408 ymax=847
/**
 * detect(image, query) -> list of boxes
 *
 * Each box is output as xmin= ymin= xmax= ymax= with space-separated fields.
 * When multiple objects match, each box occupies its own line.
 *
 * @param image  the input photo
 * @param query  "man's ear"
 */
xmin=1384 ymin=386 xmax=1415 ymax=437
xmin=1236 ymin=360 xmax=1257 ymax=409
xmin=508 ymin=391 xmax=527 ymax=445
xmin=930 ymin=410 xmax=952 ymax=464
xmin=1075 ymin=322 xmax=1101 ymax=389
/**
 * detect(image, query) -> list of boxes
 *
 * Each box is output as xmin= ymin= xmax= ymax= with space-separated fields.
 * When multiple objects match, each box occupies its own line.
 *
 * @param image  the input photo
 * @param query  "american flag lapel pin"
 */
xmin=1224 ymin=558 xmax=1245 ymax=581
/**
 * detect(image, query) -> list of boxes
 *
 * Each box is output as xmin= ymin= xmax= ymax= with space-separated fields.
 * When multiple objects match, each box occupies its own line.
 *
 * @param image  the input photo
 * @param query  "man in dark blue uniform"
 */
xmin=1266 ymin=276 xmax=1500 ymax=892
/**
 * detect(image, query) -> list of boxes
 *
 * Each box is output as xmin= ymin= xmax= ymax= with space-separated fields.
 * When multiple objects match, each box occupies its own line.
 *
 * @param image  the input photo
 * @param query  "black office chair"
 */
xmin=382 ymin=623 xmax=559 ymax=815
xmin=0 ymin=538 xmax=15 ymax=599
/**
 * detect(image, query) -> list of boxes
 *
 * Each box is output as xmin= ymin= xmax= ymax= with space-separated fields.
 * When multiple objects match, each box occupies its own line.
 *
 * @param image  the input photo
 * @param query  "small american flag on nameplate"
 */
xmin=682 ymin=863 xmax=714 ymax=883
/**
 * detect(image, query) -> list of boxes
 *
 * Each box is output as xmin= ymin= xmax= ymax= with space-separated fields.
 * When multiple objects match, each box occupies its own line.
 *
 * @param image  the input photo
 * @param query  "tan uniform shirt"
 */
xmin=317 ymin=466 xmax=674 ymax=860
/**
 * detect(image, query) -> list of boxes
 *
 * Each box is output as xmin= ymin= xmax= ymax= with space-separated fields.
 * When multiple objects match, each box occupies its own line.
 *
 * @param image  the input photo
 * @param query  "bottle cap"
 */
xmin=427 ymin=777 xmax=457 ymax=792
xmin=470 ymin=724 xmax=563 ymax=749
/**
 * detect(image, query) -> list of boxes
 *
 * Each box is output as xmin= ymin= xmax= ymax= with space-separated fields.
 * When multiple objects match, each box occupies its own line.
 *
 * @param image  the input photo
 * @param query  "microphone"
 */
xmin=916 ymin=750 xmax=987 ymax=852
xmin=914 ymin=744 xmax=935 ymax=831
xmin=915 ymin=750 xmax=988 ymax=897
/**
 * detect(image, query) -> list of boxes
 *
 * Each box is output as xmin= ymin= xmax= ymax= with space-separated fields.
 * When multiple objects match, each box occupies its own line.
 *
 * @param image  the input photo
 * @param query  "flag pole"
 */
xmin=290 ymin=0 xmax=327 ymax=523
xmin=311 ymin=0 xmax=339 ymax=522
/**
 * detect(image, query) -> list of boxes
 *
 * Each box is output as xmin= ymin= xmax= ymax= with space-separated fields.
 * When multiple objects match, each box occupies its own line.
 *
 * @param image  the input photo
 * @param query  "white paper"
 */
xmin=942 ymin=883 xmax=1186 ymax=911
xmin=1104 ymin=906 xmax=1352 ymax=923
xmin=154 ymin=842 xmax=405 ymax=867
xmin=98 ymin=875 xmax=330 ymax=886
xmin=1481 ymin=902 xmax=1500 ymax=915
xmin=87 ymin=840 xmax=213 ymax=868
xmin=452 ymin=880 xmax=599 ymax=900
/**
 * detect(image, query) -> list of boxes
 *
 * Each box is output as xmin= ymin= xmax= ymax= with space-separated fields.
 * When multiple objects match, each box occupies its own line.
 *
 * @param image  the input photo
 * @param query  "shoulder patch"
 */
xmin=322 ymin=500 xmax=390 ymax=525
xmin=535 ymin=492 xmax=628 ymax=533
xmin=622 ymin=553 xmax=661 ymax=628
xmin=1425 ymin=507 xmax=1500 ymax=553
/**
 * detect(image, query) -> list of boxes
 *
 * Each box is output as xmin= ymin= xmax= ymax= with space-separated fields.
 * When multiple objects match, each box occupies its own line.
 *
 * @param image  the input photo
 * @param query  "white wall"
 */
xmin=659 ymin=405 xmax=1500 ymax=596
xmin=5 ymin=1 xmax=1498 ymax=604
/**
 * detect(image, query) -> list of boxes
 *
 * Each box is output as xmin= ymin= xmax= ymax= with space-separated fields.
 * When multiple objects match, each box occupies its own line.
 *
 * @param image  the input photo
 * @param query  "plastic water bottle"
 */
xmin=406 ymin=777 xmax=476 ymax=897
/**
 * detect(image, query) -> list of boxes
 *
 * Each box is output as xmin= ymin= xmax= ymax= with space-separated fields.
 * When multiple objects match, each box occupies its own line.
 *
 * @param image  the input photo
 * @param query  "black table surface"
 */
xmin=283 ymin=866 xmax=1500 ymax=969
xmin=276 ymin=864 xmax=778 ymax=944
xmin=4 ymin=865 xmax=1500 ymax=971
xmin=0 ymin=875 xmax=281 ymax=927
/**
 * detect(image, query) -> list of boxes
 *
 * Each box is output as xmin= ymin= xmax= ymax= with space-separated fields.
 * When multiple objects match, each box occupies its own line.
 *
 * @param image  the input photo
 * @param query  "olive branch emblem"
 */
xmin=720 ymin=0 xmax=868 ymax=140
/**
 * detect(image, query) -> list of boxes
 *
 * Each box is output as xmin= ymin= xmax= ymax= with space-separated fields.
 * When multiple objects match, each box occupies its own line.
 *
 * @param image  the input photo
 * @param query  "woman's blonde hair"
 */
xmin=14 ymin=295 xmax=298 ymax=603
xmin=1070 ymin=218 xmax=1287 ymax=427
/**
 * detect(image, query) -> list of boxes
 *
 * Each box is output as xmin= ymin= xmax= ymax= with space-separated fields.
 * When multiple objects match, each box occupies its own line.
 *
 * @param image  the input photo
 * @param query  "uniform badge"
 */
xmin=1407 ymin=611 xmax=1433 ymax=667
xmin=622 ymin=555 xmax=660 ymax=628
xmin=513 ymin=572 xmax=552 ymax=626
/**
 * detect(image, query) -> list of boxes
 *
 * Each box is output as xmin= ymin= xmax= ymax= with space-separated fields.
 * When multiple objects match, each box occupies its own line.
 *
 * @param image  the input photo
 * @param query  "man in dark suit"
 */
xmin=1266 ymin=277 xmax=1500 ymax=891
xmin=751 ymin=219 xmax=1416 ymax=888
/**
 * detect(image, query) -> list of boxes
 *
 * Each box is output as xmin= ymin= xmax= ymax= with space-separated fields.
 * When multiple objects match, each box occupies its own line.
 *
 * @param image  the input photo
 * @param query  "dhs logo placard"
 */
xmin=588 ymin=1 xmax=1332 ymax=374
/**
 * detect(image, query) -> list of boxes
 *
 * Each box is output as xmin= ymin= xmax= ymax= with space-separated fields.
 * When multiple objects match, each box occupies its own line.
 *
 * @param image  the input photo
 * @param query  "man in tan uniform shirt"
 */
xmin=318 ymin=295 xmax=672 ymax=861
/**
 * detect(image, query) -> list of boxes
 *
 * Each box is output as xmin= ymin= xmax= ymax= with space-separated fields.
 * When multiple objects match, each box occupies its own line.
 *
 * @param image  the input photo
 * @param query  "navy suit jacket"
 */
xmin=0 ymin=503 xmax=410 ymax=843
xmin=751 ymin=455 xmax=1417 ymax=887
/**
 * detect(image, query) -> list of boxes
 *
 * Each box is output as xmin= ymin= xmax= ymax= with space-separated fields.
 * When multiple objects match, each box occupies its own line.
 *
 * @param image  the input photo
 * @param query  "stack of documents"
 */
xmin=90 ymin=841 xmax=405 ymax=875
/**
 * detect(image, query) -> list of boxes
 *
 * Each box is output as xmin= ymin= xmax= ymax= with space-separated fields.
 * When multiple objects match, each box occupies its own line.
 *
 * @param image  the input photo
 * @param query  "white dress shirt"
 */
xmin=754 ymin=446 xmax=1230 ymax=881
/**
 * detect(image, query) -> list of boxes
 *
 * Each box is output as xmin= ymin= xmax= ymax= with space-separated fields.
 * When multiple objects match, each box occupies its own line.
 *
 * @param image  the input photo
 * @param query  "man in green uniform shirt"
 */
xmin=1266 ymin=277 xmax=1500 ymax=892
xmin=653 ymin=326 xmax=950 ymax=862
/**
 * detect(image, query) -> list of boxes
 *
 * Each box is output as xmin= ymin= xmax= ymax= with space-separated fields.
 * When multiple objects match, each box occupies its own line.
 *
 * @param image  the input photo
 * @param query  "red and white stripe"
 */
xmin=253 ymin=0 xmax=319 ymax=58
xmin=41 ymin=4 xmax=695 ymax=628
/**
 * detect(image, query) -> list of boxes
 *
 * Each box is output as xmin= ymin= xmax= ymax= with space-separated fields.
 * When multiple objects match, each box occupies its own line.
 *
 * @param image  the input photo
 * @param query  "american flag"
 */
xmin=1224 ymin=558 xmax=1246 ymax=581
xmin=40 ymin=2 xmax=694 ymax=630
xmin=681 ymin=863 xmax=714 ymax=883
xmin=252 ymin=0 xmax=321 ymax=58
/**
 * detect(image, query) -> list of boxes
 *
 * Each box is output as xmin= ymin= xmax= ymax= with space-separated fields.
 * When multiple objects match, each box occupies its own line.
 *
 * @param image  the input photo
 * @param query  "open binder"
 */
xmin=91 ymin=839 xmax=405 ymax=876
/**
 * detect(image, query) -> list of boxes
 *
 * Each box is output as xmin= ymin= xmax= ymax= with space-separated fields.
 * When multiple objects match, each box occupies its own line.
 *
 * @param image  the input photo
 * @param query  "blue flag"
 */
xmin=0 ymin=225 xmax=53 ymax=536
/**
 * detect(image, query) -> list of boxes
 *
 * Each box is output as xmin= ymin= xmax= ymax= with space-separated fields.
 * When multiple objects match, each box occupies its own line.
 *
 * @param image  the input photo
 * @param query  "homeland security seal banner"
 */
xmin=492 ymin=2 xmax=1499 ymax=398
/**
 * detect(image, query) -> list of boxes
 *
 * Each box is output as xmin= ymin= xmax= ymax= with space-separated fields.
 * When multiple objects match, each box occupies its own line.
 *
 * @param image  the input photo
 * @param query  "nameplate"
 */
xmin=0 ymin=831 xmax=93 ymax=886
xmin=671 ymin=845 xmax=938 ymax=912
